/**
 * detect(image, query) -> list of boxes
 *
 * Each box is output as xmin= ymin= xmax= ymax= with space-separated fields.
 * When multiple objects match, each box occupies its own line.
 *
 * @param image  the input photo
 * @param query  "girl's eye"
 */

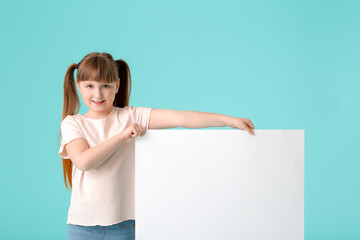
xmin=85 ymin=85 xmax=110 ymax=88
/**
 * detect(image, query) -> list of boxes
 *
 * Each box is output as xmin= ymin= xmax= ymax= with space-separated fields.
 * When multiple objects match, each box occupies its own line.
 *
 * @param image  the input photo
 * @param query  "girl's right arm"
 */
xmin=65 ymin=123 xmax=146 ymax=171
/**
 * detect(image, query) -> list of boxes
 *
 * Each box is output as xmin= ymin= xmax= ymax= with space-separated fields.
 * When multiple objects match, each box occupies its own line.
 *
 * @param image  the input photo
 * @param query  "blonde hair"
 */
xmin=58 ymin=52 xmax=132 ymax=190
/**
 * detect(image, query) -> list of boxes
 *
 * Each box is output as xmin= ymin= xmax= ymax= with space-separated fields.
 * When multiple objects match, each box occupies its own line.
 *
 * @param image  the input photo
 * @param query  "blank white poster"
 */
xmin=135 ymin=130 xmax=304 ymax=240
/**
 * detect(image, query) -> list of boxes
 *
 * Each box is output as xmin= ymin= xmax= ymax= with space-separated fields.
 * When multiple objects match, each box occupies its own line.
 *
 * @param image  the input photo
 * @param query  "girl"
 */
xmin=58 ymin=52 xmax=255 ymax=240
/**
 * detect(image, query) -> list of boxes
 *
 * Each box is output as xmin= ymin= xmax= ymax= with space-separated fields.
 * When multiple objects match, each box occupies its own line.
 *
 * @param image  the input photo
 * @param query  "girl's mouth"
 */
xmin=93 ymin=100 xmax=105 ymax=105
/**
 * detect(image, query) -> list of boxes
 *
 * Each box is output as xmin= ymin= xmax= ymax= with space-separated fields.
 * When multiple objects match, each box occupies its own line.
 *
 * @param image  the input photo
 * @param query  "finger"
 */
xmin=137 ymin=126 xmax=144 ymax=136
xmin=246 ymin=119 xmax=253 ymax=128
xmin=246 ymin=126 xmax=254 ymax=135
xmin=248 ymin=120 xmax=255 ymax=129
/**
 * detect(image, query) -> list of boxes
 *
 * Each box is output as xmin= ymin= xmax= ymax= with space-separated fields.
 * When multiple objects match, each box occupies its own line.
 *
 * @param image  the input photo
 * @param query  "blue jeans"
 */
xmin=67 ymin=219 xmax=135 ymax=240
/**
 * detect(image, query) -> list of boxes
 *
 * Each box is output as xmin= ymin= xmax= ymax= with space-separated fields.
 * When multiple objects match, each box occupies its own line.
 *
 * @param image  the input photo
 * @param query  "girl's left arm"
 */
xmin=148 ymin=109 xmax=255 ymax=135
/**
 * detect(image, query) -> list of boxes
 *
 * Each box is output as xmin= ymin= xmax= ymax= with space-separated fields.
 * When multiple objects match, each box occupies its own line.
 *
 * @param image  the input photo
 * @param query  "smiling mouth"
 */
xmin=93 ymin=100 xmax=105 ymax=104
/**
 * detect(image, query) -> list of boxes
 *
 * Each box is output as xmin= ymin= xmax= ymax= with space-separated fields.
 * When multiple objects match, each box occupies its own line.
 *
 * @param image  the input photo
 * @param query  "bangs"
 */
xmin=77 ymin=57 xmax=118 ymax=83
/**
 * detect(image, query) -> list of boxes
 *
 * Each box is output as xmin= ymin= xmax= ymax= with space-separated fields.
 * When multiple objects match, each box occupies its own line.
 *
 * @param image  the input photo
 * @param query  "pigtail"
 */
xmin=63 ymin=63 xmax=81 ymax=119
xmin=59 ymin=63 xmax=80 ymax=190
xmin=114 ymin=59 xmax=132 ymax=108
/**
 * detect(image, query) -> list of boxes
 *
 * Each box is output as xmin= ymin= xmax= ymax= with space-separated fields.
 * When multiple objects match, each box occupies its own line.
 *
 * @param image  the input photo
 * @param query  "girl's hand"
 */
xmin=122 ymin=123 xmax=147 ymax=140
xmin=228 ymin=117 xmax=255 ymax=135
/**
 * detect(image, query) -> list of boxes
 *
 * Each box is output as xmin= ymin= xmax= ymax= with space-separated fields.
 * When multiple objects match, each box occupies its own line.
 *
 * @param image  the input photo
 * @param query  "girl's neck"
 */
xmin=83 ymin=106 xmax=114 ymax=120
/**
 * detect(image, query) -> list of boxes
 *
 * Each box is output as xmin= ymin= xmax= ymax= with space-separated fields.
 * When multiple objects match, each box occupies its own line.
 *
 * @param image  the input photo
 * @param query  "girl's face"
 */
xmin=76 ymin=79 xmax=120 ymax=118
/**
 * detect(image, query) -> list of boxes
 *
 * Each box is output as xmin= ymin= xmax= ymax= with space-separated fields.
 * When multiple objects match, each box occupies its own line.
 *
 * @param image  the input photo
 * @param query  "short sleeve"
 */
xmin=58 ymin=116 xmax=86 ymax=159
xmin=129 ymin=106 xmax=154 ymax=130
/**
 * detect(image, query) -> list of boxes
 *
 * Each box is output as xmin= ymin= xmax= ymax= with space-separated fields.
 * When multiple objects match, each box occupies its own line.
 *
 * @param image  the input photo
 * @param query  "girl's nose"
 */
xmin=94 ymin=88 xmax=103 ymax=98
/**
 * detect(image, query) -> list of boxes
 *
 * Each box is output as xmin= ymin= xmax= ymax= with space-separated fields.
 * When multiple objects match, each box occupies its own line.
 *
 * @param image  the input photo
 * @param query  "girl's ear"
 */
xmin=76 ymin=82 xmax=82 ymax=94
xmin=116 ymin=78 xmax=120 ymax=92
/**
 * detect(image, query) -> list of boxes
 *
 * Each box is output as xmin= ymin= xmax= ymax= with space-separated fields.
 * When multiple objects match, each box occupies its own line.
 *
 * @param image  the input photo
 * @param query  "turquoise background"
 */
xmin=1 ymin=0 xmax=359 ymax=239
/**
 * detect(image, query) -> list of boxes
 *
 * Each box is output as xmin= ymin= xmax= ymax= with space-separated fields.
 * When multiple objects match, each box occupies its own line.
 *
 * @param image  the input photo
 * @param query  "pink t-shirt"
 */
xmin=58 ymin=105 xmax=153 ymax=226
